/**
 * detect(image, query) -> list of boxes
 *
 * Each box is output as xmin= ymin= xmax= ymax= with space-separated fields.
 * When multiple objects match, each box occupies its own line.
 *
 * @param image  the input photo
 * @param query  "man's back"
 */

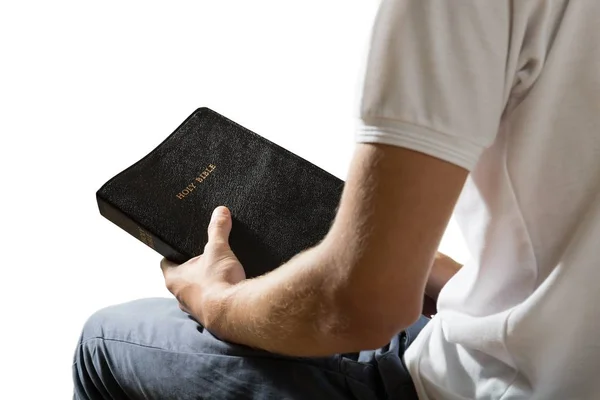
xmin=390 ymin=1 xmax=600 ymax=398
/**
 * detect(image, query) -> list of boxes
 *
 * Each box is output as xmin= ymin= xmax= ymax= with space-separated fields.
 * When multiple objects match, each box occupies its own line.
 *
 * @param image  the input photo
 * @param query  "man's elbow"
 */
xmin=333 ymin=295 xmax=423 ymax=350
xmin=361 ymin=309 xmax=421 ymax=349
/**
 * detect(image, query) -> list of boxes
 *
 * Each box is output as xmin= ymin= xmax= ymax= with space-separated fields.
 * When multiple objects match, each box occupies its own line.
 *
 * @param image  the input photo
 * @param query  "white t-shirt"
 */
xmin=355 ymin=1 xmax=600 ymax=399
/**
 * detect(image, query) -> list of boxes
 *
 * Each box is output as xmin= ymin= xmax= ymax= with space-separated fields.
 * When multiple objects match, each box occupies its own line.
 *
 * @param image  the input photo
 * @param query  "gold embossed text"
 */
xmin=176 ymin=164 xmax=216 ymax=200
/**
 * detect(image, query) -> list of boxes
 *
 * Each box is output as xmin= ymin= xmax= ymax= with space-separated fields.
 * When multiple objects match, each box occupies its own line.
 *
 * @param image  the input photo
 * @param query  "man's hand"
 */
xmin=420 ymin=252 xmax=462 ymax=316
xmin=425 ymin=252 xmax=462 ymax=302
xmin=161 ymin=206 xmax=245 ymax=326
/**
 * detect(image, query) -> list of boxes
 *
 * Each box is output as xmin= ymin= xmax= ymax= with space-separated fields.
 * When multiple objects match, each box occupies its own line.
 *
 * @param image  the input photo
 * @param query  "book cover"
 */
xmin=97 ymin=108 xmax=345 ymax=278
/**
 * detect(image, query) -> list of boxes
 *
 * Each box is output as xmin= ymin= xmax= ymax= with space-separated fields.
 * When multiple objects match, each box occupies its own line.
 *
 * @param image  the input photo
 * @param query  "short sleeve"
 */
xmin=355 ymin=0 xmax=511 ymax=170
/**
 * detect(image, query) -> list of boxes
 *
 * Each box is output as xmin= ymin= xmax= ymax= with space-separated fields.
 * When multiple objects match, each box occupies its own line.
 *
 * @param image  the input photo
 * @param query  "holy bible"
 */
xmin=96 ymin=107 xmax=345 ymax=278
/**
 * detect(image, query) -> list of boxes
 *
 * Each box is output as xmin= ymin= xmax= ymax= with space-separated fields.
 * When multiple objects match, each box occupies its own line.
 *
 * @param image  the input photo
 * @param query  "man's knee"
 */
xmin=78 ymin=297 xmax=176 ymax=344
xmin=73 ymin=303 xmax=121 ymax=371
xmin=72 ymin=299 xmax=173 ymax=399
xmin=78 ymin=306 xmax=111 ymax=343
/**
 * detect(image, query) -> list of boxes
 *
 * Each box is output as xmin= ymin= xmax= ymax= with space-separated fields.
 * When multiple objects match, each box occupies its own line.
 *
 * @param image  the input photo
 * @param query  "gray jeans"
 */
xmin=72 ymin=298 xmax=428 ymax=400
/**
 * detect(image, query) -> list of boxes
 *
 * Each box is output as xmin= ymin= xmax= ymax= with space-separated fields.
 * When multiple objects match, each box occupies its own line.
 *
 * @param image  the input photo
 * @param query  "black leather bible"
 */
xmin=97 ymin=108 xmax=344 ymax=278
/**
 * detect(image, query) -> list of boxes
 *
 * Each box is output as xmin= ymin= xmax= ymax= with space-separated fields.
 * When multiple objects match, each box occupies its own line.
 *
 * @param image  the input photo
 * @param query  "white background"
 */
xmin=0 ymin=1 xmax=469 ymax=398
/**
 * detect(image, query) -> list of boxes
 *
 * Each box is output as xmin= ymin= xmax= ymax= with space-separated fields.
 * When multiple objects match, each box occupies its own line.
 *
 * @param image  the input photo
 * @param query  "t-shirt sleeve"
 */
xmin=355 ymin=0 xmax=511 ymax=170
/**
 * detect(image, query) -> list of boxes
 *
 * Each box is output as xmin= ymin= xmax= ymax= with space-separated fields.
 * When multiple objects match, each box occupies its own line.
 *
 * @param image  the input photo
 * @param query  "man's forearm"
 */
xmin=199 ymin=248 xmax=460 ymax=355
xmin=199 ymin=244 xmax=387 ymax=357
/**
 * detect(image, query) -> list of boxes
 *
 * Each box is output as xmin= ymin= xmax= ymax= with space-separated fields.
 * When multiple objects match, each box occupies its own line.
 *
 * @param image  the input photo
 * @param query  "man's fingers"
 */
xmin=207 ymin=206 xmax=232 ymax=245
xmin=160 ymin=257 xmax=179 ymax=274
xmin=178 ymin=302 xmax=190 ymax=313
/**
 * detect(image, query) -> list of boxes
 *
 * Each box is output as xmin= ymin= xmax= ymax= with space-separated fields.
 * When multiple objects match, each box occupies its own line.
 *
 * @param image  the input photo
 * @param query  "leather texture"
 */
xmin=97 ymin=108 xmax=344 ymax=277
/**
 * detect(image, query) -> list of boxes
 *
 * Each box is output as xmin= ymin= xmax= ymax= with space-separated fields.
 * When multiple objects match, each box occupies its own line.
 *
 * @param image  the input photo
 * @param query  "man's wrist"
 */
xmin=197 ymin=282 xmax=236 ymax=331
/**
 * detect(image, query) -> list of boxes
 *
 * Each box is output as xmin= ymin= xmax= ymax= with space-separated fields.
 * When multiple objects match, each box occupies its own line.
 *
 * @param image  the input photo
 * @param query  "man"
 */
xmin=73 ymin=1 xmax=600 ymax=399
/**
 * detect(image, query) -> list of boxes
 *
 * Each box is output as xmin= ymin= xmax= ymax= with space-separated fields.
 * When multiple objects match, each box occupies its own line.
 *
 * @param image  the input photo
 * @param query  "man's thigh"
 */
xmin=72 ymin=298 xmax=383 ymax=400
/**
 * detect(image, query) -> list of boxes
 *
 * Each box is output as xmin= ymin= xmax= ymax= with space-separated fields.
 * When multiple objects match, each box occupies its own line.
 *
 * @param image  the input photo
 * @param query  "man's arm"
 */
xmin=194 ymin=143 xmax=467 ymax=356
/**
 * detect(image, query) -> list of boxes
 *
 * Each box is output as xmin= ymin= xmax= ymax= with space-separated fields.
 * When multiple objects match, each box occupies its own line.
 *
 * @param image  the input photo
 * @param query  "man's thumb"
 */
xmin=207 ymin=206 xmax=232 ymax=244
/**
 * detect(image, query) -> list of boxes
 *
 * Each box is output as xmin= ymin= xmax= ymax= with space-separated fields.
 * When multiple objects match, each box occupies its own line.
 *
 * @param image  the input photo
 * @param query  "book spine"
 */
xmin=96 ymin=194 xmax=189 ymax=264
